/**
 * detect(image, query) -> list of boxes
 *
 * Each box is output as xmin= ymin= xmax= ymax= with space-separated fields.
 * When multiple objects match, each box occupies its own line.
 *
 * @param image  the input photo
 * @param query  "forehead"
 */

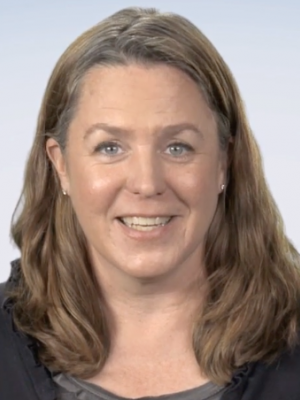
xmin=72 ymin=64 xmax=217 ymax=133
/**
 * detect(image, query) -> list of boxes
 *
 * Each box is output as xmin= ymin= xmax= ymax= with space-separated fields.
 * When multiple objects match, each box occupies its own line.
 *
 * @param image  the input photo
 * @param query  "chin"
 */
xmin=118 ymin=260 xmax=176 ymax=282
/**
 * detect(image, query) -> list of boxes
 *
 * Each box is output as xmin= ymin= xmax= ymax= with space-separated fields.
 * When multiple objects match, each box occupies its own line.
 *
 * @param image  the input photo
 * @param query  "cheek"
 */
xmin=174 ymin=162 xmax=221 ymax=240
xmin=187 ymin=180 xmax=219 ymax=218
xmin=187 ymin=178 xmax=219 ymax=240
xmin=68 ymin=161 xmax=120 ymax=215
xmin=176 ymin=162 xmax=220 ymax=207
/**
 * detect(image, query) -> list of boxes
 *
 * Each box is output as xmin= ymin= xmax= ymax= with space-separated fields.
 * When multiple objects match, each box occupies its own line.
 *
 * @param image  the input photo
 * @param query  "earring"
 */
xmin=221 ymin=184 xmax=225 ymax=192
xmin=62 ymin=189 xmax=67 ymax=196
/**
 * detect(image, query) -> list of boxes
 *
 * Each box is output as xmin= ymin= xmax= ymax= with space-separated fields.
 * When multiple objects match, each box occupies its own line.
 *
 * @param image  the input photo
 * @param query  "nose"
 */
xmin=125 ymin=146 xmax=166 ymax=197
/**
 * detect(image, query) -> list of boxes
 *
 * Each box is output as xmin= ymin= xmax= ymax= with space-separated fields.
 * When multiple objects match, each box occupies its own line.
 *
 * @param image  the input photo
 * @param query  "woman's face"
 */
xmin=47 ymin=64 xmax=226 ymax=285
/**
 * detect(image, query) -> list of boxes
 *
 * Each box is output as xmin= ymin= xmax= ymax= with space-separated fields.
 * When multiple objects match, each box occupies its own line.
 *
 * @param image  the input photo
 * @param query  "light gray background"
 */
xmin=1 ymin=0 xmax=299 ymax=281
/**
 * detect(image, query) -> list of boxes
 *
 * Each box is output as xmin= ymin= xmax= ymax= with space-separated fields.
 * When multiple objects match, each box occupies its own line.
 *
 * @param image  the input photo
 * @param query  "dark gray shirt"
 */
xmin=53 ymin=373 xmax=225 ymax=400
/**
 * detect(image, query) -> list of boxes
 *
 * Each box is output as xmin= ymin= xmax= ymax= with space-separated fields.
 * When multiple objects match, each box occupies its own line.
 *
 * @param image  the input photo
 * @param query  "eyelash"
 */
xmin=166 ymin=142 xmax=194 ymax=156
xmin=94 ymin=141 xmax=121 ymax=155
xmin=94 ymin=141 xmax=194 ymax=157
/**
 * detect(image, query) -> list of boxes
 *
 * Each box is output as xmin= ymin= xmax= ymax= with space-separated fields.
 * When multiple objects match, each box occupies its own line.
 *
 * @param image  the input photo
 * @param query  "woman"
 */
xmin=1 ymin=7 xmax=300 ymax=400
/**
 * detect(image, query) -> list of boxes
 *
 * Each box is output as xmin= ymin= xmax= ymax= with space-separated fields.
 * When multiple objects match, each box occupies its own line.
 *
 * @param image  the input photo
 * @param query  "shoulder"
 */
xmin=0 ymin=281 xmax=5 ymax=300
xmin=223 ymin=335 xmax=300 ymax=400
xmin=0 ymin=274 xmax=57 ymax=400
xmin=0 ymin=274 xmax=20 ymax=364
xmin=0 ymin=259 xmax=21 ymax=320
xmin=0 ymin=278 xmax=30 ymax=398
xmin=0 ymin=280 xmax=9 ymax=306
xmin=0 ymin=279 xmax=11 ymax=325
xmin=0 ymin=259 xmax=19 ymax=321
xmin=256 ymin=338 xmax=300 ymax=398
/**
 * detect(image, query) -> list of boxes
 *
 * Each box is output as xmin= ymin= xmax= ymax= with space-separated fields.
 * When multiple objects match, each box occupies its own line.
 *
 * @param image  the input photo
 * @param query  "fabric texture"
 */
xmin=1 ymin=259 xmax=300 ymax=400
xmin=53 ymin=372 xmax=225 ymax=400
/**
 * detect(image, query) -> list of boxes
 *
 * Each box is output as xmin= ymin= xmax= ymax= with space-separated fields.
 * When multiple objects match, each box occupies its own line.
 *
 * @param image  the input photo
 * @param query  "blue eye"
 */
xmin=166 ymin=143 xmax=193 ymax=157
xmin=95 ymin=142 xmax=122 ymax=155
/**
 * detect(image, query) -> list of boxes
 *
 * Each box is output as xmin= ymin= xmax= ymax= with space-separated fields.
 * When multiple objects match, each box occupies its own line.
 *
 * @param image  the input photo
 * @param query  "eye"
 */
xmin=94 ymin=141 xmax=122 ymax=156
xmin=166 ymin=142 xmax=194 ymax=157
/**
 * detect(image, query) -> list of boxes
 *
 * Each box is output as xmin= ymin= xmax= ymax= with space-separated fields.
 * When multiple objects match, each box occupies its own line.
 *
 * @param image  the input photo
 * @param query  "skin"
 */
xmin=47 ymin=64 xmax=227 ymax=396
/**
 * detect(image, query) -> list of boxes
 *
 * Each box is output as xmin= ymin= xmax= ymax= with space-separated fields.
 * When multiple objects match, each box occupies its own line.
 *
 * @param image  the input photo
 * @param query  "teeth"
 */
xmin=121 ymin=216 xmax=171 ymax=228
xmin=128 ymin=225 xmax=163 ymax=231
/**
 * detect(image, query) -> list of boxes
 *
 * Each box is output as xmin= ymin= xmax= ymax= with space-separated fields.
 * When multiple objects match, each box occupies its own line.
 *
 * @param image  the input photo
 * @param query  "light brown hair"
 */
xmin=9 ymin=7 xmax=300 ymax=384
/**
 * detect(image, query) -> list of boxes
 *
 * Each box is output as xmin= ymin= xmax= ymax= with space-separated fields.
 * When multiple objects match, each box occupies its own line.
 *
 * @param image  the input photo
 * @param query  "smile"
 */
xmin=118 ymin=216 xmax=173 ymax=231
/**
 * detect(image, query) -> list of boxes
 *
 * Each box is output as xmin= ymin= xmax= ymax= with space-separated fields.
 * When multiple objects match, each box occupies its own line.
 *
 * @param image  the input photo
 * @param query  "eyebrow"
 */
xmin=84 ymin=122 xmax=204 ymax=139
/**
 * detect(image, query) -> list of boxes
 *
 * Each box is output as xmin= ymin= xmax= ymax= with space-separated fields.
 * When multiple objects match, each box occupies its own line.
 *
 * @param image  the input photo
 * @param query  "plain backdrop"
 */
xmin=0 ymin=0 xmax=299 ymax=281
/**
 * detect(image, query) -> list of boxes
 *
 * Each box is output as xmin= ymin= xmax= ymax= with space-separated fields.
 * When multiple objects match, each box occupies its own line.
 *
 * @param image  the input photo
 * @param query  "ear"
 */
xmin=218 ymin=135 xmax=234 ymax=193
xmin=218 ymin=149 xmax=228 ymax=194
xmin=46 ymin=138 xmax=70 ymax=194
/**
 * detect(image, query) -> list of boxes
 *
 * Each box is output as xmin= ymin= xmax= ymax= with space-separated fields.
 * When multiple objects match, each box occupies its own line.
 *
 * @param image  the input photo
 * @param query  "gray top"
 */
xmin=53 ymin=373 xmax=225 ymax=400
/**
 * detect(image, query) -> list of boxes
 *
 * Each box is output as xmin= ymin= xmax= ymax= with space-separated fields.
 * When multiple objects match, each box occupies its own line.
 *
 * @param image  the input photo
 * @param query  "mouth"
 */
xmin=117 ymin=216 xmax=173 ymax=231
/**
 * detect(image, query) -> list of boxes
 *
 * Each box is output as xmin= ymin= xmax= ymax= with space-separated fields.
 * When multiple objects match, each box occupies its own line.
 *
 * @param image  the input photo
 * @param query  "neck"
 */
xmin=92 ymin=259 xmax=207 ymax=358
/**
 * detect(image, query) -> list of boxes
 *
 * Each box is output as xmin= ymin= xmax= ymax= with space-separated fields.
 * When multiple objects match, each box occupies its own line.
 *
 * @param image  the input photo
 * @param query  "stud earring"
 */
xmin=62 ymin=189 xmax=67 ymax=196
xmin=221 ymin=184 xmax=225 ymax=192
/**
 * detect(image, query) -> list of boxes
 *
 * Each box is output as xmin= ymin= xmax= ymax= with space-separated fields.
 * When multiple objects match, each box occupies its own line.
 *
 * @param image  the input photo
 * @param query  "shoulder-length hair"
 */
xmin=9 ymin=7 xmax=300 ymax=384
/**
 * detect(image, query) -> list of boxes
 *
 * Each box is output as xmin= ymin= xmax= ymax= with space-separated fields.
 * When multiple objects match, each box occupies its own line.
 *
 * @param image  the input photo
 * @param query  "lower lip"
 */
xmin=115 ymin=217 xmax=176 ymax=240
